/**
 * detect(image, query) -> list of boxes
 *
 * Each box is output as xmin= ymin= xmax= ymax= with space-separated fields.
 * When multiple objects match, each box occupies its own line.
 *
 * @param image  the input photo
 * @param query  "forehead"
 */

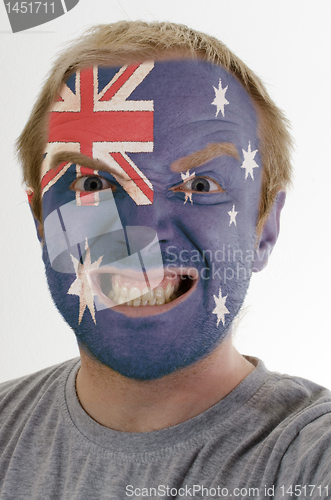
xmin=138 ymin=59 xmax=258 ymax=151
xmin=48 ymin=59 xmax=258 ymax=157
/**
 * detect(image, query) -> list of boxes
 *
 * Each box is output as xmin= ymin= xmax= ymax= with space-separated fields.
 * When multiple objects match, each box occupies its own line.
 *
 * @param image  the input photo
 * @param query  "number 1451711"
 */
xmin=5 ymin=2 xmax=55 ymax=14
xmin=280 ymin=485 xmax=329 ymax=497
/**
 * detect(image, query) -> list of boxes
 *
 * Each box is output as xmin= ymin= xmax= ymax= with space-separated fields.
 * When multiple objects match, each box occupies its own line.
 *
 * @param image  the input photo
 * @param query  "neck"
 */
xmin=76 ymin=337 xmax=254 ymax=433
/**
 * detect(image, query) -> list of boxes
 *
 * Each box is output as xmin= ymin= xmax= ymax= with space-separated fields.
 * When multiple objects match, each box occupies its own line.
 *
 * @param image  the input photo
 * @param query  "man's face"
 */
xmin=41 ymin=59 xmax=261 ymax=380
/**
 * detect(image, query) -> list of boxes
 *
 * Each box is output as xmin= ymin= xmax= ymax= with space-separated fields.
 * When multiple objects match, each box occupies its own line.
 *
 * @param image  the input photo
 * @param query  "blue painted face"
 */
xmin=41 ymin=60 xmax=262 ymax=380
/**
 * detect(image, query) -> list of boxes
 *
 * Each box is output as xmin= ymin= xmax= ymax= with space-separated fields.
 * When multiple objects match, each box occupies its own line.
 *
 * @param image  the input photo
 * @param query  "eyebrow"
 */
xmin=49 ymin=143 xmax=240 ymax=178
xmin=170 ymin=143 xmax=240 ymax=173
xmin=49 ymin=151 xmax=117 ymax=176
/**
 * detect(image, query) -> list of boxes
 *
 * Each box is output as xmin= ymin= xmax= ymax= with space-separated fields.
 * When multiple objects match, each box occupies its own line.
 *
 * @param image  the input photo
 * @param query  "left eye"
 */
xmin=178 ymin=176 xmax=224 ymax=193
xmin=71 ymin=175 xmax=115 ymax=192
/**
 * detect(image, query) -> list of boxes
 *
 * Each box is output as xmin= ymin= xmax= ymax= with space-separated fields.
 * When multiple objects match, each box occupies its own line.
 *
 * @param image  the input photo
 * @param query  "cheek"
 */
xmin=177 ymin=202 xmax=255 ymax=255
xmin=174 ymin=204 xmax=256 ymax=303
xmin=42 ymin=248 xmax=75 ymax=318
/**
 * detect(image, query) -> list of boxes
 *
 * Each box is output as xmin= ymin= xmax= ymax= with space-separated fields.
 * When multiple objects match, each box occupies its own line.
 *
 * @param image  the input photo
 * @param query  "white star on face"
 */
xmin=240 ymin=142 xmax=259 ymax=180
xmin=212 ymin=79 xmax=229 ymax=117
xmin=181 ymin=169 xmax=196 ymax=204
xmin=228 ymin=205 xmax=238 ymax=226
xmin=212 ymin=287 xmax=230 ymax=327
xmin=67 ymin=239 xmax=103 ymax=324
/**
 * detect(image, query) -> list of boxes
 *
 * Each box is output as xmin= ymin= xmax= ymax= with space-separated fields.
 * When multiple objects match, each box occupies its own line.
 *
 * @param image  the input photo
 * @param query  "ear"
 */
xmin=253 ymin=191 xmax=286 ymax=272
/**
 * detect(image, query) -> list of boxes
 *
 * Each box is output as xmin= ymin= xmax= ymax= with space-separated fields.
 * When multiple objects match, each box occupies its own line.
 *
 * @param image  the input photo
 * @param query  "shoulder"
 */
xmin=241 ymin=359 xmax=331 ymax=453
xmin=247 ymin=360 xmax=331 ymax=423
xmin=271 ymin=371 xmax=331 ymax=445
xmin=248 ymin=363 xmax=331 ymax=489
xmin=0 ymin=358 xmax=80 ymax=423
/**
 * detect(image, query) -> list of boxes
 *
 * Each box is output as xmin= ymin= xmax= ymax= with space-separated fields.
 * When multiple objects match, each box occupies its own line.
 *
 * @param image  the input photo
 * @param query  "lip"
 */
xmin=88 ymin=266 xmax=199 ymax=317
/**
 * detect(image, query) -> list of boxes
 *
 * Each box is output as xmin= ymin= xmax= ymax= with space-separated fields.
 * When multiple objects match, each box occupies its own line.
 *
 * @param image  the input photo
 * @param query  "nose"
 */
xmin=115 ymin=190 xmax=177 ymax=245
xmin=109 ymin=191 xmax=175 ymax=280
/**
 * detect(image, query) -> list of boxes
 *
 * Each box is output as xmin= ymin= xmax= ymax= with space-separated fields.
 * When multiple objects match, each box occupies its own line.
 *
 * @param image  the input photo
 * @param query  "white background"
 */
xmin=1 ymin=0 xmax=330 ymax=385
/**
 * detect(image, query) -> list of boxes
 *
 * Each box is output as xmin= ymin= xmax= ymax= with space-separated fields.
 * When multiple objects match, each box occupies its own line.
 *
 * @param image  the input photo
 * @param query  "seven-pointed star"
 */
xmin=228 ymin=205 xmax=238 ymax=226
xmin=212 ymin=79 xmax=229 ymax=117
xmin=212 ymin=287 xmax=230 ymax=327
xmin=181 ymin=169 xmax=196 ymax=204
xmin=240 ymin=142 xmax=259 ymax=180
xmin=67 ymin=239 xmax=103 ymax=324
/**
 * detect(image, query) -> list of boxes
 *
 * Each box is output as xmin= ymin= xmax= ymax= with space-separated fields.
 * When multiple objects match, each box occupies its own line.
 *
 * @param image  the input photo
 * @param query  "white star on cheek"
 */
xmin=184 ymin=192 xmax=193 ymax=205
xmin=228 ymin=205 xmax=238 ymax=226
xmin=180 ymin=169 xmax=196 ymax=205
xmin=67 ymin=239 xmax=103 ymax=324
xmin=212 ymin=79 xmax=229 ymax=118
xmin=240 ymin=142 xmax=259 ymax=180
xmin=212 ymin=287 xmax=230 ymax=327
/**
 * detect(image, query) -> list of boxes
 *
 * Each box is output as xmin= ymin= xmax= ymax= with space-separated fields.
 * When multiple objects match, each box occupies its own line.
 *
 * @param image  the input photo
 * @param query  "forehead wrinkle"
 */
xmin=170 ymin=143 xmax=240 ymax=173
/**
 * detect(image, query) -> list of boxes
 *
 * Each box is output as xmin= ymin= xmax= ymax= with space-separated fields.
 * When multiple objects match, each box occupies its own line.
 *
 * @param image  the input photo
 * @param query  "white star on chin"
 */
xmin=212 ymin=287 xmax=230 ymax=327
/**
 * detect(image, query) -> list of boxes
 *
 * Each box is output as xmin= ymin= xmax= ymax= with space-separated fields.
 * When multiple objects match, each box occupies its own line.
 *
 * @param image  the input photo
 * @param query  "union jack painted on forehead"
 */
xmin=41 ymin=62 xmax=155 ymax=206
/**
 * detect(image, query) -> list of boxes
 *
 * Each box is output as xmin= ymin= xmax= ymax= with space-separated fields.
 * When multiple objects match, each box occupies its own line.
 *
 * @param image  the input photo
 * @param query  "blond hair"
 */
xmin=17 ymin=20 xmax=292 ymax=234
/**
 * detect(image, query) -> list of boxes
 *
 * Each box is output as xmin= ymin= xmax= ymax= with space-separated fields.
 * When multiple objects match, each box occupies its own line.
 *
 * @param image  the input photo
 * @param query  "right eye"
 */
xmin=71 ymin=175 xmax=116 ymax=192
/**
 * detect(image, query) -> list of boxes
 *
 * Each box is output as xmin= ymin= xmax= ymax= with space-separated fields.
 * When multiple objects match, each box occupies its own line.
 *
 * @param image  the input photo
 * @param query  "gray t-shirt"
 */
xmin=0 ymin=357 xmax=331 ymax=500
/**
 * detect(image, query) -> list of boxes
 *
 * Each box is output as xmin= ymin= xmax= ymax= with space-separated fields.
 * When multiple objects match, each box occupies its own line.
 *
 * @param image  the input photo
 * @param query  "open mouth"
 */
xmin=88 ymin=267 xmax=198 ymax=316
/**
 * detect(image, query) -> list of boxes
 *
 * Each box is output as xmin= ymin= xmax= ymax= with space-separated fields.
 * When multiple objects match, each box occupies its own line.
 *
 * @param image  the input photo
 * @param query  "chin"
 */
xmin=44 ymin=251 xmax=249 ymax=380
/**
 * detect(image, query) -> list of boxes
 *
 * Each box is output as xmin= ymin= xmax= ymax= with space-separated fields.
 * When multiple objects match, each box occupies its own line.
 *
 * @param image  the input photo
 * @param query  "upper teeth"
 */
xmin=108 ymin=277 xmax=180 ymax=306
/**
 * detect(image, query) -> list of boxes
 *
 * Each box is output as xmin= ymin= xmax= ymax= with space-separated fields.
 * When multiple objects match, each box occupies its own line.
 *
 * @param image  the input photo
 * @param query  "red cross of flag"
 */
xmin=41 ymin=62 xmax=154 ymax=206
